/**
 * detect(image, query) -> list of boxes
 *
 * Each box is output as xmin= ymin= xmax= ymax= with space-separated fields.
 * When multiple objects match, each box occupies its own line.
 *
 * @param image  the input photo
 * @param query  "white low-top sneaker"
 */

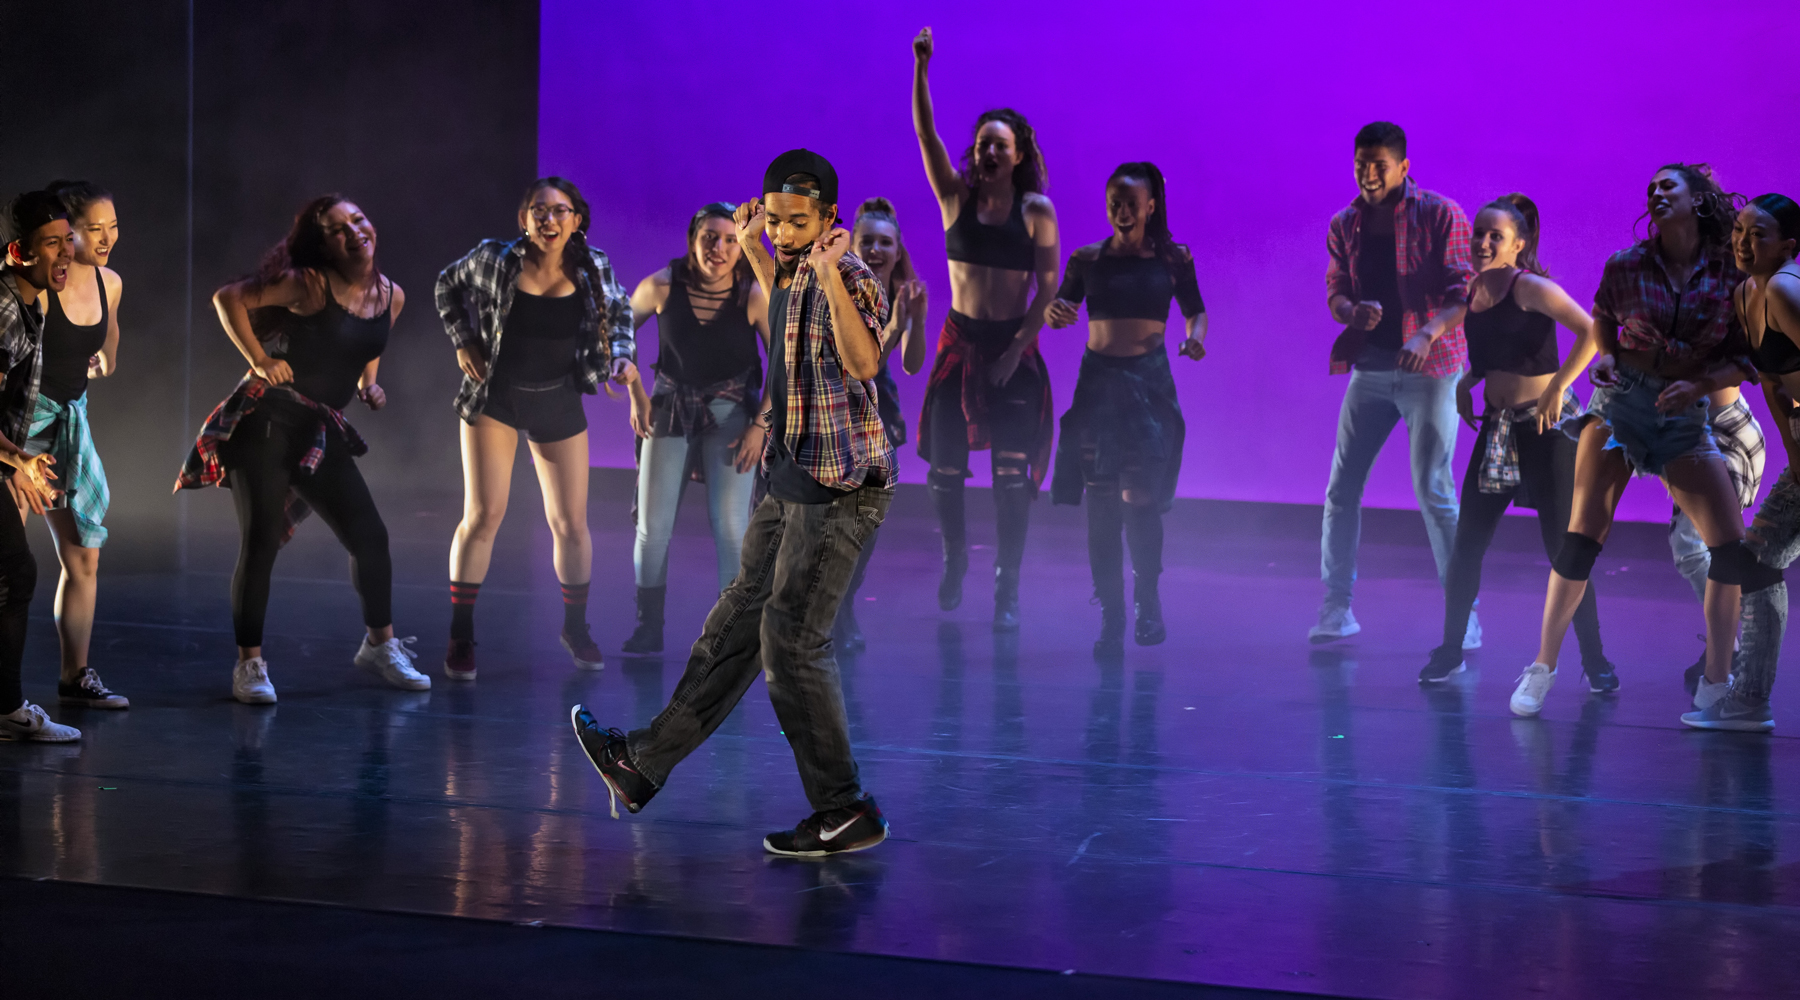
xmin=1510 ymin=662 xmax=1557 ymax=717
xmin=1693 ymin=674 xmax=1731 ymax=712
xmin=0 ymin=701 xmax=81 ymax=742
xmin=355 ymin=636 xmax=431 ymax=691
xmin=233 ymin=657 xmax=278 ymax=704
xmin=1308 ymin=603 xmax=1360 ymax=644
xmin=1462 ymin=611 xmax=1483 ymax=651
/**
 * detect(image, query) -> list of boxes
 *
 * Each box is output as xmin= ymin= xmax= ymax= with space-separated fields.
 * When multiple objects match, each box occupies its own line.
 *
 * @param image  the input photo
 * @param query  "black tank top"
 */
xmin=1465 ymin=273 xmax=1559 ymax=377
xmin=1744 ymin=267 xmax=1800 ymax=375
xmin=495 ymin=289 xmax=582 ymax=383
xmin=656 ymin=270 xmax=761 ymax=387
xmin=41 ymin=267 xmax=109 ymax=404
xmin=944 ymin=190 xmax=1035 ymax=271
xmin=275 ymin=273 xmax=392 ymax=409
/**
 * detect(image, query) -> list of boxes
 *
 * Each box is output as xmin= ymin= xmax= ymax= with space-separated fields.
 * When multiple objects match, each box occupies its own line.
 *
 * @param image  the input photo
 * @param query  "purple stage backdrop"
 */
xmin=543 ymin=0 xmax=1798 ymax=522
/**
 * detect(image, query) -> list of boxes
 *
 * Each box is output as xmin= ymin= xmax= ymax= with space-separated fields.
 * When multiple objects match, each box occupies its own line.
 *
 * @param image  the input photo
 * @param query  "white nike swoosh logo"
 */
xmin=817 ymin=812 xmax=863 ymax=842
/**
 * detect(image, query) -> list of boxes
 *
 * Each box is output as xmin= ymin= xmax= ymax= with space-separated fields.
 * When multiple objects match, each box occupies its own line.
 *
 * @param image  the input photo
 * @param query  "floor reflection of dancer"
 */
xmin=622 ymin=202 xmax=769 ymax=654
xmin=25 ymin=181 xmax=126 ymax=710
xmin=437 ymin=178 xmax=634 ymax=681
xmin=181 ymin=194 xmax=428 ymax=703
xmin=1683 ymin=193 xmax=1800 ymax=732
xmin=573 ymin=149 xmax=897 ymax=856
xmin=0 ymin=192 xmax=79 ymax=742
xmin=1514 ymin=165 xmax=1750 ymax=718
xmin=833 ymin=197 xmax=927 ymax=652
xmin=1045 ymin=163 xmax=1206 ymax=655
xmin=911 ymin=27 xmax=1059 ymax=631
xmin=1420 ymin=194 xmax=1617 ymax=690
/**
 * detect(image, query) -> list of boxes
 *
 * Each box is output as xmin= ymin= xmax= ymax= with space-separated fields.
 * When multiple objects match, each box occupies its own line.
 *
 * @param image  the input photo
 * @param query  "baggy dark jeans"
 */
xmin=628 ymin=483 xmax=893 ymax=812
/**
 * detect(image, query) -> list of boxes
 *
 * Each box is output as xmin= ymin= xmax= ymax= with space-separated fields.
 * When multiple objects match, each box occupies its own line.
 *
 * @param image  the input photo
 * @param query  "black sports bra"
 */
xmin=1465 ymin=272 xmax=1558 ymax=377
xmin=944 ymin=190 xmax=1035 ymax=271
xmin=1055 ymin=248 xmax=1204 ymax=322
xmin=1743 ymin=266 xmax=1800 ymax=376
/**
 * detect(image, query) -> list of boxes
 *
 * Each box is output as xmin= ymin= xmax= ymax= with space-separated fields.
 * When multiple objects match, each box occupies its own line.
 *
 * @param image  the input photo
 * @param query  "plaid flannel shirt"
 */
xmin=1593 ymin=242 xmax=1746 ymax=369
xmin=1326 ymin=177 xmax=1473 ymax=378
xmin=434 ymin=238 xmax=633 ymax=423
xmin=769 ymin=252 xmax=894 ymax=490
xmin=25 ymin=393 xmax=108 ymax=546
xmin=0 ymin=279 xmax=45 ymax=477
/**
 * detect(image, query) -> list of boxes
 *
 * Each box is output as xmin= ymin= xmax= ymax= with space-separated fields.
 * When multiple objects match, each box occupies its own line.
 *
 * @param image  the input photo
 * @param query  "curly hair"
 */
xmin=852 ymin=196 xmax=918 ymax=290
xmin=958 ymin=108 xmax=1047 ymax=194
xmin=252 ymin=193 xmax=383 ymax=290
xmin=1481 ymin=193 xmax=1549 ymax=277
xmin=1636 ymin=163 xmax=1742 ymax=253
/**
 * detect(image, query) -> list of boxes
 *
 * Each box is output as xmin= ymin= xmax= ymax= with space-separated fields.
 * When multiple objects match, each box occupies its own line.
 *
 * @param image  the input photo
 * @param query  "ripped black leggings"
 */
xmin=925 ymin=364 xmax=1045 ymax=573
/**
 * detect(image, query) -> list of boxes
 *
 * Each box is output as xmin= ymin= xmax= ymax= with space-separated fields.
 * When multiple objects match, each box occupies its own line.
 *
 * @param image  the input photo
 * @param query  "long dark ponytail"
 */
xmin=1106 ymin=161 xmax=1185 ymax=269
xmin=1482 ymin=193 xmax=1548 ymax=276
xmin=1749 ymin=193 xmax=1800 ymax=261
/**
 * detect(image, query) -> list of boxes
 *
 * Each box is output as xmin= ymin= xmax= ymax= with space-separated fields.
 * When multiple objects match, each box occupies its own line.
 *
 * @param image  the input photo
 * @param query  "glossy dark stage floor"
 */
xmin=4 ymin=469 xmax=1798 ymax=998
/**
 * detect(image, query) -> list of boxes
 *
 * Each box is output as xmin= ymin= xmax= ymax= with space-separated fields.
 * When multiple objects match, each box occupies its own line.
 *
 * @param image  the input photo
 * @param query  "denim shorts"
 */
xmin=1568 ymin=365 xmax=1720 ymax=477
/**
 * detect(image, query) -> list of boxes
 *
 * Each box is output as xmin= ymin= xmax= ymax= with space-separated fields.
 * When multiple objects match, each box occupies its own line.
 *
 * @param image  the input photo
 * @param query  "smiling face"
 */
xmin=319 ymin=201 xmax=376 ymax=269
xmin=763 ymin=192 xmax=834 ymax=270
xmin=1733 ymin=204 xmax=1797 ymax=276
xmin=854 ymin=216 xmax=899 ymax=283
xmin=71 ymin=198 xmax=119 ymax=268
xmin=1647 ymin=169 xmax=1698 ymax=228
xmin=1470 ymin=207 xmax=1526 ymax=273
xmin=974 ymin=120 xmax=1023 ymax=184
xmin=692 ymin=216 xmax=741 ymax=282
xmin=1106 ymin=175 xmax=1154 ymax=240
xmin=520 ymin=186 xmax=582 ymax=255
xmin=1353 ymin=145 xmax=1409 ymax=205
xmin=7 ymin=219 xmax=76 ymax=293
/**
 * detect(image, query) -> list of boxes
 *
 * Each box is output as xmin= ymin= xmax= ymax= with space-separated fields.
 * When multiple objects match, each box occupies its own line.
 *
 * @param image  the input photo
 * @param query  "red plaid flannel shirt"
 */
xmin=1326 ymin=177 xmax=1473 ymax=379
xmin=1593 ymin=241 xmax=1746 ymax=368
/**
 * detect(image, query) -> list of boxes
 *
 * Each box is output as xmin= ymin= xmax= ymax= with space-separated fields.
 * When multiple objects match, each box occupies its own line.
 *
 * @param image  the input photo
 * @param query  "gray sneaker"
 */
xmin=1308 ymin=603 xmax=1360 ymax=644
xmin=1681 ymin=692 xmax=1775 ymax=732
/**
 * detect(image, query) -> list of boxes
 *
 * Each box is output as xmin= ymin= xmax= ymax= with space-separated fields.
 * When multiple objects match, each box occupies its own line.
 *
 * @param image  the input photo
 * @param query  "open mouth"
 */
xmin=52 ymin=267 xmax=68 ymax=284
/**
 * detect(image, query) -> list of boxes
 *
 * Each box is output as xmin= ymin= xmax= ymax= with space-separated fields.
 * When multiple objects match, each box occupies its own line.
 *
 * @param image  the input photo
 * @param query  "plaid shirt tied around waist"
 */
xmin=648 ymin=367 xmax=759 ymax=440
xmin=174 ymin=376 xmax=367 ymax=546
xmin=770 ymin=252 xmax=894 ymax=491
xmin=434 ymin=238 xmax=634 ymax=423
xmin=1478 ymin=389 xmax=1580 ymax=503
xmin=1326 ymin=177 xmax=1473 ymax=378
xmin=25 ymin=392 xmax=108 ymax=547
xmin=1593 ymin=242 xmax=1746 ymax=371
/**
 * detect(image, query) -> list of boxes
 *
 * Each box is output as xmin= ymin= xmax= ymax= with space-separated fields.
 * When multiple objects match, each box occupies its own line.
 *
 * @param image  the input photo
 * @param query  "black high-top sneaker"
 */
xmin=570 ymin=705 xmax=657 ymax=818
xmin=1132 ymin=572 xmax=1165 ymax=646
xmin=994 ymin=566 xmax=1021 ymax=632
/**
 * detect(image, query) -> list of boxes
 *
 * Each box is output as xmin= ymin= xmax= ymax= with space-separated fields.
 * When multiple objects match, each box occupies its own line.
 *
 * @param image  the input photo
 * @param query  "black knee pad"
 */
xmin=1551 ymin=532 xmax=1603 ymax=581
xmin=1707 ymin=541 xmax=1753 ymax=586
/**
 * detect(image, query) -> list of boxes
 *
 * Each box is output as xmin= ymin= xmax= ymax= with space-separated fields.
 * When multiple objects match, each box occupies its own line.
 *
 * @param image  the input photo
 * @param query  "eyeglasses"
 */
xmin=529 ymin=205 xmax=578 ymax=221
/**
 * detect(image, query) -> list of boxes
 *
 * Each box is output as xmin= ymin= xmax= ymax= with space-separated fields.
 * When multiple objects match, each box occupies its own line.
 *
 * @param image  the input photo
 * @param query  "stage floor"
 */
xmin=3 ymin=472 xmax=1797 ymax=998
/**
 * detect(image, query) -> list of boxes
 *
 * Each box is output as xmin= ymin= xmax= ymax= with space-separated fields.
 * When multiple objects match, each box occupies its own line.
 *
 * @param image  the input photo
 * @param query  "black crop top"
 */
xmin=1055 ymin=248 xmax=1205 ymax=322
xmin=274 ymin=275 xmax=392 ymax=410
xmin=655 ymin=272 xmax=761 ymax=387
xmin=1744 ymin=268 xmax=1800 ymax=376
xmin=41 ymin=267 xmax=109 ymax=404
xmin=944 ymin=190 xmax=1036 ymax=271
xmin=496 ymin=289 xmax=582 ymax=383
xmin=1465 ymin=273 xmax=1558 ymax=377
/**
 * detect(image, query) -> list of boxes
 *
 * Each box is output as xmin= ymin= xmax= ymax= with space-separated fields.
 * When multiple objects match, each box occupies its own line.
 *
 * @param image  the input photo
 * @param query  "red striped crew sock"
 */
xmin=450 ymin=581 xmax=481 ymax=641
xmin=560 ymin=581 xmax=590 ymax=635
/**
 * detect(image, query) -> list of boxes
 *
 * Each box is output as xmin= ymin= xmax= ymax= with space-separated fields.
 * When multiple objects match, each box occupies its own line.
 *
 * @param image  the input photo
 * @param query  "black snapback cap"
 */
xmin=5 ymin=190 xmax=69 ymax=244
xmin=762 ymin=149 xmax=838 ymax=206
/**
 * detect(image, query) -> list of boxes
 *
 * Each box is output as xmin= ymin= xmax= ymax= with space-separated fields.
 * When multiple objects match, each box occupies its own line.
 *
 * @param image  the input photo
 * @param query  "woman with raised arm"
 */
xmin=21 ymin=181 xmax=126 ymax=710
xmin=621 ymin=202 xmax=769 ymax=654
xmin=911 ymin=26 xmax=1059 ymax=632
xmin=1514 ymin=165 xmax=1751 ymax=719
xmin=1045 ymin=163 xmax=1206 ymax=656
xmin=179 ymin=194 xmax=428 ymax=704
xmin=436 ymin=177 xmax=634 ymax=681
xmin=1418 ymin=194 xmax=1615 ymax=689
xmin=833 ymin=197 xmax=927 ymax=651
xmin=1683 ymin=193 xmax=1800 ymax=732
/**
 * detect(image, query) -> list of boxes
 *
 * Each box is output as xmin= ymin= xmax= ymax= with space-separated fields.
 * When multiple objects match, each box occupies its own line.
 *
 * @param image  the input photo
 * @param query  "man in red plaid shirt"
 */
xmin=1312 ymin=122 xmax=1476 ymax=645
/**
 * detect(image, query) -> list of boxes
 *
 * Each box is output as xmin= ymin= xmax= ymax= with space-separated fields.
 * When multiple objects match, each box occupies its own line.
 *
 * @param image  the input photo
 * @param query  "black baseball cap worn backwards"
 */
xmin=5 ymin=190 xmax=69 ymax=246
xmin=762 ymin=149 xmax=838 ymax=207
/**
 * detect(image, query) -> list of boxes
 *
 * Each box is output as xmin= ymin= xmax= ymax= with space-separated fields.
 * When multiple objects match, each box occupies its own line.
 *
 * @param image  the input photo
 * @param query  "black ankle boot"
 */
xmin=930 ymin=477 xmax=968 ymax=611
xmin=939 ymin=544 xmax=968 ymax=611
xmin=994 ymin=566 xmax=1020 ymax=632
xmin=622 ymin=586 xmax=665 ymax=654
xmin=1133 ymin=572 xmax=1166 ymax=646
xmin=1095 ymin=590 xmax=1126 ymax=657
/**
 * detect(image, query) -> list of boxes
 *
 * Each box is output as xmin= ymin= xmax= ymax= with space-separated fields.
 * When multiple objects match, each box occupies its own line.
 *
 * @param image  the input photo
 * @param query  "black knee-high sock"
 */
xmin=1123 ymin=503 xmax=1164 ymax=578
xmin=1087 ymin=487 xmax=1124 ymax=605
xmin=449 ymin=581 xmax=480 ymax=641
xmin=560 ymin=581 xmax=590 ymax=633
xmin=929 ymin=473 xmax=967 ymax=559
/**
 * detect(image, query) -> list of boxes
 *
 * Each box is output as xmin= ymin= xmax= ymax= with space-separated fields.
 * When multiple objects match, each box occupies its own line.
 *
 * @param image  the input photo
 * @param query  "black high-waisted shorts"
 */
xmin=480 ymin=375 xmax=587 ymax=443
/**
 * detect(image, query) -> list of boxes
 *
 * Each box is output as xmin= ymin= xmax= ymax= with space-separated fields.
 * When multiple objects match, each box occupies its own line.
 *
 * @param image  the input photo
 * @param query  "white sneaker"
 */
xmin=1693 ymin=675 xmax=1731 ymax=712
xmin=355 ymin=636 xmax=431 ymax=691
xmin=1462 ymin=611 xmax=1483 ymax=651
xmin=233 ymin=657 xmax=278 ymax=704
xmin=1308 ymin=603 xmax=1360 ymax=644
xmin=0 ymin=701 xmax=81 ymax=742
xmin=1510 ymin=662 xmax=1557 ymax=717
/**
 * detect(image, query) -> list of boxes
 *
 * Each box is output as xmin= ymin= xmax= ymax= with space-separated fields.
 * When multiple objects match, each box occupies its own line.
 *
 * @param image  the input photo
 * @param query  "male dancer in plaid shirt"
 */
xmin=572 ymin=149 xmax=896 ymax=855
xmin=1312 ymin=122 xmax=1478 ymax=645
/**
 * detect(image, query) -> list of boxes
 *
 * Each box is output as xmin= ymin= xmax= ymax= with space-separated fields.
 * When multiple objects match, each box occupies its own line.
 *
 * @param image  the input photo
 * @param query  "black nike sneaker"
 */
xmin=570 ymin=705 xmax=657 ymax=819
xmin=1418 ymin=644 xmax=1466 ymax=684
xmin=763 ymin=796 xmax=889 ymax=857
xmin=1584 ymin=658 xmax=1620 ymax=694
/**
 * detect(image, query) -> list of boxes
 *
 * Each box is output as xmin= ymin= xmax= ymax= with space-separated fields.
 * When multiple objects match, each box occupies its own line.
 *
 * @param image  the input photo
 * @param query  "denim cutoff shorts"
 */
xmin=1565 ymin=365 xmax=1720 ymax=477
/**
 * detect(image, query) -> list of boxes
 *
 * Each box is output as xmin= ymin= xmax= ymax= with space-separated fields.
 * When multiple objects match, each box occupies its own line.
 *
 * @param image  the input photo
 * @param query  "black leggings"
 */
xmin=225 ymin=401 xmax=392 ymax=648
xmin=1085 ymin=481 xmax=1162 ymax=604
xmin=1442 ymin=417 xmax=1605 ymax=662
xmin=925 ymin=364 xmax=1044 ymax=573
xmin=0 ymin=485 xmax=36 ymax=713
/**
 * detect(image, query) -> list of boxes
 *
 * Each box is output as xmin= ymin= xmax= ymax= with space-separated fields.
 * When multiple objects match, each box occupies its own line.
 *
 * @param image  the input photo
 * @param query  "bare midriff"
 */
xmin=948 ymin=260 xmax=1034 ymax=322
xmin=1084 ymin=318 xmax=1167 ymax=358
xmin=1482 ymin=370 xmax=1555 ymax=411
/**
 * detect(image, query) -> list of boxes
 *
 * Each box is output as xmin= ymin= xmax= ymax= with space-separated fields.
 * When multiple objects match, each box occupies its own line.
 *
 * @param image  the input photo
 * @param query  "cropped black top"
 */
xmin=1465 ymin=274 xmax=1558 ymax=377
xmin=944 ymin=190 xmax=1035 ymax=271
xmin=1055 ymin=248 xmax=1205 ymax=322
xmin=1743 ymin=268 xmax=1800 ymax=376
xmin=274 ymin=275 xmax=392 ymax=410
xmin=42 ymin=267 xmax=109 ymax=404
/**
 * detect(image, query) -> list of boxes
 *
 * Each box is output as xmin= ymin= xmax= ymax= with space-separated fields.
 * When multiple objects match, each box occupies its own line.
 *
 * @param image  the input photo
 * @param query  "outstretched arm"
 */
xmin=912 ymin=27 xmax=963 ymax=221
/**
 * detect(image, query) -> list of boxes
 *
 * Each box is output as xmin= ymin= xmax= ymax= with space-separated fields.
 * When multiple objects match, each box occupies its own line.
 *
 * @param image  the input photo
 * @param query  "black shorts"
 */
xmin=478 ymin=376 xmax=588 ymax=443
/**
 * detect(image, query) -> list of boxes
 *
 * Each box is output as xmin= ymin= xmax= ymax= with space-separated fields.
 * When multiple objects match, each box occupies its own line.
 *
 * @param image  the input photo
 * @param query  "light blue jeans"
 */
xmin=1321 ymin=368 xmax=1461 ymax=606
xmin=634 ymin=397 xmax=755 ymax=591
